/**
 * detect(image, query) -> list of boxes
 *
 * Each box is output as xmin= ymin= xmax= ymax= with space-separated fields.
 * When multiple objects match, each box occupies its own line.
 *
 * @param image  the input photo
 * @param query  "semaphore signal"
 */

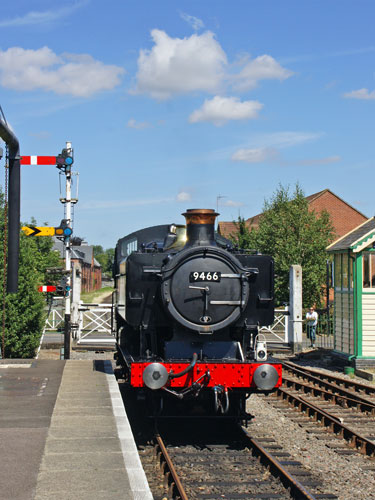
xmin=20 ymin=156 xmax=57 ymax=166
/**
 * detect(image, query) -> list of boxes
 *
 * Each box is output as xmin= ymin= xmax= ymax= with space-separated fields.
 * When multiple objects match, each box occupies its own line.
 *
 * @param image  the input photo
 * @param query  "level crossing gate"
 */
xmin=74 ymin=302 xmax=115 ymax=348
xmin=43 ymin=297 xmax=64 ymax=331
xmin=42 ymin=302 xmax=290 ymax=349
xmin=259 ymin=307 xmax=289 ymax=345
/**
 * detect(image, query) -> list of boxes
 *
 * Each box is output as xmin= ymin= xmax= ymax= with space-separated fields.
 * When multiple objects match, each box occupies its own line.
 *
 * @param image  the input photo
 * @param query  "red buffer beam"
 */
xmin=20 ymin=156 xmax=56 ymax=166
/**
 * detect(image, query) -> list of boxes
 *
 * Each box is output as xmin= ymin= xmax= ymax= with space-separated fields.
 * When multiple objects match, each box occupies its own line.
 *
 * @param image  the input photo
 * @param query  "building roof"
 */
xmin=304 ymin=189 xmax=366 ymax=216
xmin=218 ymin=189 xmax=368 ymax=240
xmin=52 ymin=239 xmax=101 ymax=268
xmin=327 ymin=217 xmax=375 ymax=252
xmin=217 ymin=221 xmax=238 ymax=238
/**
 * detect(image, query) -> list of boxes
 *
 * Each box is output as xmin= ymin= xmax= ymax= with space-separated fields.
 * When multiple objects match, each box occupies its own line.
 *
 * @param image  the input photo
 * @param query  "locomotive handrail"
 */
xmin=159 ymin=245 xmax=260 ymax=276
xmin=168 ymin=352 xmax=198 ymax=379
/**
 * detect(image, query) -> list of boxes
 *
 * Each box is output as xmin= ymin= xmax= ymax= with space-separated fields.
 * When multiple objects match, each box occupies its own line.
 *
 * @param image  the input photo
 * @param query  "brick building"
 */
xmin=218 ymin=189 xmax=368 ymax=241
xmin=52 ymin=240 xmax=102 ymax=293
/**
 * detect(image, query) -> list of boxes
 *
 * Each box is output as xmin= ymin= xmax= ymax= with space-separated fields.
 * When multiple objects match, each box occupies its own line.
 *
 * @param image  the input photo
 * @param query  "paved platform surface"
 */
xmin=0 ymin=359 xmax=152 ymax=500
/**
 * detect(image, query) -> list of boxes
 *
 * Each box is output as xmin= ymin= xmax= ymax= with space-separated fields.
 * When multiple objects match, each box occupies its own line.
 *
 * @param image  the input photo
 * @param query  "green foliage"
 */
xmin=93 ymin=246 xmax=114 ymax=276
xmin=0 ymin=190 xmax=60 ymax=358
xmin=231 ymin=184 xmax=334 ymax=307
xmin=230 ymin=216 xmax=257 ymax=250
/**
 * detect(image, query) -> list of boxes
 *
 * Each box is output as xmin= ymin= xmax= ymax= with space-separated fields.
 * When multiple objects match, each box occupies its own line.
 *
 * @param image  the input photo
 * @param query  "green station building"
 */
xmin=327 ymin=217 xmax=375 ymax=368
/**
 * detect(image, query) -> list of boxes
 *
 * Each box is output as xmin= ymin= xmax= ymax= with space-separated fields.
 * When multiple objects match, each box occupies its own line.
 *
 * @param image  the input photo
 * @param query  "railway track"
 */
xmin=116 ymin=364 xmax=375 ymax=499
xmin=137 ymin=419 xmax=339 ymax=500
xmin=283 ymin=361 xmax=375 ymax=403
xmin=266 ymin=361 xmax=375 ymax=458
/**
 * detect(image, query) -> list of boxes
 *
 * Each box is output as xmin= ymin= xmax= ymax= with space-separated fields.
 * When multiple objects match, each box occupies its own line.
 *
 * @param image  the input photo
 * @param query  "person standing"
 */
xmin=306 ymin=307 xmax=318 ymax=348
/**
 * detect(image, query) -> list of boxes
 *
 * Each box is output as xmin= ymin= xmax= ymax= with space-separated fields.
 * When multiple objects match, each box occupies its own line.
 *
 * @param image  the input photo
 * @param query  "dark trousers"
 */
xmin=307 ymin=324 xmax=316 ymax=343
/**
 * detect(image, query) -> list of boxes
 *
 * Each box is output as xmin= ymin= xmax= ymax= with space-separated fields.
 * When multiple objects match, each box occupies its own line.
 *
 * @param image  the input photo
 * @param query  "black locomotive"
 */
xmin=113 ymin=209 xmax=282 ymax=417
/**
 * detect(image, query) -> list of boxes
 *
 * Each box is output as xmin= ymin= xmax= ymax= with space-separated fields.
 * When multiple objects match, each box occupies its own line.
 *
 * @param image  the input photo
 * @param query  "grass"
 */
xmin=80 ymin=286 xmax=113 ymax=303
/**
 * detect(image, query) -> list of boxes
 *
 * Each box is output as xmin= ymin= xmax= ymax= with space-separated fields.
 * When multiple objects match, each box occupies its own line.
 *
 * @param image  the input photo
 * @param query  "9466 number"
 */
xmin=189 ymin=271 xmax=221 ymax=282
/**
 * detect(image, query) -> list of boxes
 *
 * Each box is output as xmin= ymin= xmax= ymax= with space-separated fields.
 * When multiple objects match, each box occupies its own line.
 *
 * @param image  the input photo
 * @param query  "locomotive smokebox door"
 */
xmin=161 ymin=209 xmax=251 ymax=333
xmin=162 ymin=248 xmax=251 ymax=332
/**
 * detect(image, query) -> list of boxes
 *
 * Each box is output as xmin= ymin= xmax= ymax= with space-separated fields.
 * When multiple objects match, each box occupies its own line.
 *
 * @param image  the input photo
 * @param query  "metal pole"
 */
xmin=63 ymin=141 xmax=72 ymax=360
xmin=0 ymin=118 xmax=20 ymax=293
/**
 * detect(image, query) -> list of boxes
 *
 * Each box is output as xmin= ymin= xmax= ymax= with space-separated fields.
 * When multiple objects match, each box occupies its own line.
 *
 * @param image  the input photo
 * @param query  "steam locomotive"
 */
xmin=113 ymin=209 xmax=282 ymax=418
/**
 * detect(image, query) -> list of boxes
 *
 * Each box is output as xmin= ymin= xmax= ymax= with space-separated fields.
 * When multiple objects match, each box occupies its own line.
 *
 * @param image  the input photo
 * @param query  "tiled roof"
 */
xmin=52 ymin=238 xmax=101 ymax=268
xmin=217 ymin=221 xmax=238 ymax=238
xmin=218 ymin=189 xmax=368 ymax=239
xmin=327 ymin=217 xmax=375 ymax=251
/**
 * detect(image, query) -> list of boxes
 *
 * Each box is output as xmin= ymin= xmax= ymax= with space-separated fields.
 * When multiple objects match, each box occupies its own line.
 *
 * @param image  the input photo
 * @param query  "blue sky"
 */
xmin=0 ymin=0 xmax=374 ymax=248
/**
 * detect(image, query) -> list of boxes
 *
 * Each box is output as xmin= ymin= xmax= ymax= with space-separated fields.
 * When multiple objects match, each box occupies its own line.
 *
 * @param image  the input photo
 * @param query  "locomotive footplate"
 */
xmin=130 ymin=361 xmax=282 ymax=390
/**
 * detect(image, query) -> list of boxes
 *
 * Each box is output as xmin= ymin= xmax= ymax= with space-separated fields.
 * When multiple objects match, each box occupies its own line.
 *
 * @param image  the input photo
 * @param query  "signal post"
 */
xmin=21 ymin=144 xmax=75 ymax=359
xmin=57 ymin=142 xmax=75 ymax=359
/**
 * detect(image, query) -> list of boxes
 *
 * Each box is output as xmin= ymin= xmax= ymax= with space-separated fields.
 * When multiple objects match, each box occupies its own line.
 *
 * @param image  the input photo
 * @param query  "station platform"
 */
xmin=0 ymin=359 xmax=152 ymax=500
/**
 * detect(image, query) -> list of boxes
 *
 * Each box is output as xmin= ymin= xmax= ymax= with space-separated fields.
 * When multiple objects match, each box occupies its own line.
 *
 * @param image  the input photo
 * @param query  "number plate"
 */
xmin=189 ymin=271 xmax=221 ymax=282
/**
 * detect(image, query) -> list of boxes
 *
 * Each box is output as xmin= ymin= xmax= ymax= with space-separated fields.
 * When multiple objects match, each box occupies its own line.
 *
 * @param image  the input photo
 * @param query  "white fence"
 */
xmin=75 ymin=303 xmax=115 ymax=347
xmin=43 ymin=301 xmax=289 ymax=349
xmin=259 ymin=307 xmax=289 ymax=344
xmin=44 ymin=298 xmax=64 ymax=331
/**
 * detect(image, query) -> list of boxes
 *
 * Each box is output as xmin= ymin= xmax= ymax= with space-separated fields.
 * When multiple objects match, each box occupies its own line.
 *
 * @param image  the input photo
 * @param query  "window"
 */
xmin=126 ymin=239 xmax=137 ymax=256
xmin=363 ymin=252 xmax=375 ymax=288
xmin=342 ymin=254 xmax=348 ymax=288
xmin=334 ymin=254 xmax=341 ymax=289
xmin=121 ymin=238 xmax=137 ymax=257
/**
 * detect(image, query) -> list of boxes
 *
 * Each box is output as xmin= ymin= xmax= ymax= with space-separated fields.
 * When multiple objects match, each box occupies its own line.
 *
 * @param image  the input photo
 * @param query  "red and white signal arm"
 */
xmin=38 ymin=286 xmax=57 ymax=292
xmin=20 ymin=156 xmax=57 ymax=166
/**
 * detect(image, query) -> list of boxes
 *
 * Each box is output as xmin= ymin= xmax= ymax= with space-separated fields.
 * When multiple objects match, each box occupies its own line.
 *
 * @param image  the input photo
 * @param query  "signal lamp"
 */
xmin=56 ymin=149 xmax=74 ymax=168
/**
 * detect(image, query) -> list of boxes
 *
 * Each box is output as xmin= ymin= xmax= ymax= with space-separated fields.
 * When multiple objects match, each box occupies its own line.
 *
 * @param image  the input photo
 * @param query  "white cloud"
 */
xmin=0 ymin=1 xmax=89 ymax=27
xmin=232 ymin=54 xmax=293 ymax=91
xmin=231 ymin=131 xmax=323 ymax=164
xmin=180 ymin=12 xmax=204 ymax=31
xmin=222 ymin=199 xmax=244 ymax=207
xmin=231 ymin=147 xmax=279 ymax=163
xmin=133 ymin=30 xmax=293 ymax=101
xmin=127 ymin=118 xmax=151 ymax=129
xmin=176 ymin=191 xmax=192 ymax=202
xmin=133 ymin=30 xmax=227 ymax=99
xmin=189 ymin=96 xmax=263 ymax=125
xmin=29 ymin=131 xmax=51 ymax=140
xmin=297 ymin=156 xmax=341 ymax=166
xmin=0 ymin=47 xmax=124 ymax=97
xmin=252 ymin=131 xmax=322 ymax=149
xmin=343 ymin=88 xmax=375 ymax=100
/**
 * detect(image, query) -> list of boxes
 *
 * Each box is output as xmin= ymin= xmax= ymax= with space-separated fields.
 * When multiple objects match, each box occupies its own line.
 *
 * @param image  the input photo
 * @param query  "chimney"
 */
xmin=182 ymin=209 xmax=219 ymax=247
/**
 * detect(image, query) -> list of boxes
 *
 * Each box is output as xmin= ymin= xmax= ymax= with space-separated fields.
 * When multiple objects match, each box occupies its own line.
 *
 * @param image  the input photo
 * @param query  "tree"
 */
xmin=0 ymin=192 xmax=61 ymax=358
xmin=230 ymin=216 xmax=257 ymax=250
xmin=231 ymin=184 xmax=334 ymax=307
xmin=93 ymin=246 xmax=114 ymax=277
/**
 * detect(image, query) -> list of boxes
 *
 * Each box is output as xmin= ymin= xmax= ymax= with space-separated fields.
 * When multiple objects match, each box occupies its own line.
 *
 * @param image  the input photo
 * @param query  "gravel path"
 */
xmin=247 ymin=391 xmax=375 ymax=499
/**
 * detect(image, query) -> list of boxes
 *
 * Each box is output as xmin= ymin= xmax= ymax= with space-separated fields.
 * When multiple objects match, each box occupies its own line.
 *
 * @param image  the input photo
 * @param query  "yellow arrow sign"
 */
xmin=21 ymin=225 xmax=56 ymax=237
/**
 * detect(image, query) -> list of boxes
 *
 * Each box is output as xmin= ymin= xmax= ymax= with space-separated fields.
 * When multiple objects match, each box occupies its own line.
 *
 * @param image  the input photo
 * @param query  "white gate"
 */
xmin=259 ymin=306 xmax=289 ymax=344
xmin=75 ymin=303 xmax=115 ymax=347
xmin=43 ymin=298 xmax=64 ymax=331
